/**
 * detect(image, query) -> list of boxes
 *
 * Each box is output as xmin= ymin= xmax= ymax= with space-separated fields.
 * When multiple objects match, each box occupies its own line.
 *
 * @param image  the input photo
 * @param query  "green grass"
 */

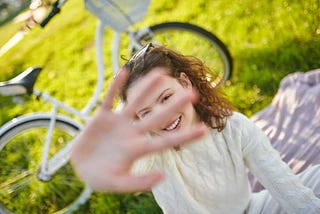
xmin=0 ymin=0 xmax=319 ymax=213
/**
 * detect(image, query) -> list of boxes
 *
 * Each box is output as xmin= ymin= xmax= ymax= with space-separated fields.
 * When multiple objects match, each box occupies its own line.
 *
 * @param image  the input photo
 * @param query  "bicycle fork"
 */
xmin=37 ymin=104 xmax=58 ymax=181
xmin=35 ymin=91 xmax=86 ymax=182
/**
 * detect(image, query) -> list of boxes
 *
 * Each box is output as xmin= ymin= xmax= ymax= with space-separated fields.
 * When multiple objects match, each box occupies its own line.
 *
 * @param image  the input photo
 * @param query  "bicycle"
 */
xmin=0 ymin=0 xmax=233 ymax=213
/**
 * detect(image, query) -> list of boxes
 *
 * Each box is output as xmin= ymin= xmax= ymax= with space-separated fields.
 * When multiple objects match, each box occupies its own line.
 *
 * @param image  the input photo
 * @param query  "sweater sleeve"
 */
xmin=235 ymin=113 xmax=320 ymax=213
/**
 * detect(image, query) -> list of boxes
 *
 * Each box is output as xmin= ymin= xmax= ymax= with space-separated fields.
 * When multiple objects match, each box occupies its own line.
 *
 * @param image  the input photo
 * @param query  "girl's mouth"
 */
xmin=163 ymin=116 xmax=182 ymax=131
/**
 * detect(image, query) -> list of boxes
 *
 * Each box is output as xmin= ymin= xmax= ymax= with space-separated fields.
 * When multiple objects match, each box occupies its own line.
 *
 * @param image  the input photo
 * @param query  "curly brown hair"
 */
xmin=121 ymin=44 xmax=233 ymax=131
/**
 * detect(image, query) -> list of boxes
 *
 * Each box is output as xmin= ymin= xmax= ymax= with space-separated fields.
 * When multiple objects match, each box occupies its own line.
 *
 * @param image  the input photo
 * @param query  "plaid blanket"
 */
xmin=250 ymin=69 xmax=320 ymax=192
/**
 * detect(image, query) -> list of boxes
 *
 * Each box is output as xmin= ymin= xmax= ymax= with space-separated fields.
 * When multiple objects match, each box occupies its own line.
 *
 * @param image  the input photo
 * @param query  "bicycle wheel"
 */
xmin=139 ymin=22 xmax=233 ymax=87
xmin=0 ymin=114 xmax=90 ymax=214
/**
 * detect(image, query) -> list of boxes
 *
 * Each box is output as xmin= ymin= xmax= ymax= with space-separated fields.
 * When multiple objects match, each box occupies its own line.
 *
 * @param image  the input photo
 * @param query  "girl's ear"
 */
xmin=179 ymin=72 xmax=192 ymax=89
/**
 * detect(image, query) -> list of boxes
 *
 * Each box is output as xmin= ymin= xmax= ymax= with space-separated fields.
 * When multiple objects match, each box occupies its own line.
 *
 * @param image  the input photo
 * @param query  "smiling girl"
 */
xmin=118 ymin=43 xmax=320 ymax=214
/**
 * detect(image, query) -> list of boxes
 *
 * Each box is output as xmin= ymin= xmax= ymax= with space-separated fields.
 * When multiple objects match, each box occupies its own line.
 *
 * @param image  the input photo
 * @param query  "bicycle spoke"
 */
xmin=0 ymin=117 xmax=88 ymax=213
xmin=0 ymin=169 xmax=34 ymax=191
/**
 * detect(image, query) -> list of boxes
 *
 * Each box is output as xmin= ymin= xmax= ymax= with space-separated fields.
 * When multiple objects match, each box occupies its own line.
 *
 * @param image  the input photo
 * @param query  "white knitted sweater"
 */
xmin=133 ymin=112 xmax=320 ymax=214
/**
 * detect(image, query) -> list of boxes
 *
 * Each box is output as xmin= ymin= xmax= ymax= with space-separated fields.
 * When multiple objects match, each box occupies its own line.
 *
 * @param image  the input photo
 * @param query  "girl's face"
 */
xmin=126 ymin=67 xmax=199 ymax=136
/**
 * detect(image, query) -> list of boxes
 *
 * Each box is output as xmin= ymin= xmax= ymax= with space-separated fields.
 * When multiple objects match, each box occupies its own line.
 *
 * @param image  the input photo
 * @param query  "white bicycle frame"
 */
xmin=0 ymin=20 xmax=144 ymax=212
xmin=34 ymin=20 xmax=147 ymax=179
xmin=0 ymin=0 xmax=153 ymax=206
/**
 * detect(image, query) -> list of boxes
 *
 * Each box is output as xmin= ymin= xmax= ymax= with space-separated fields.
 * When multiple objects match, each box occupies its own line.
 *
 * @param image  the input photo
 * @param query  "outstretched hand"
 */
xmin=70 ymin=69 xmax=206 ymax=193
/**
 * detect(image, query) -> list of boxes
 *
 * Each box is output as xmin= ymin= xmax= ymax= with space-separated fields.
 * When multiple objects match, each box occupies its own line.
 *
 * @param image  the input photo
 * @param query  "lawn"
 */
xmin=0 ymin=0 xmax=319 ymax=213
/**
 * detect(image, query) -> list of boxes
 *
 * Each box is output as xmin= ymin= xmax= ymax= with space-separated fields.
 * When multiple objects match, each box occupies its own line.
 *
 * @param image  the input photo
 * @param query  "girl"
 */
xmin=71 ymin=43 xmax=320 ymax=214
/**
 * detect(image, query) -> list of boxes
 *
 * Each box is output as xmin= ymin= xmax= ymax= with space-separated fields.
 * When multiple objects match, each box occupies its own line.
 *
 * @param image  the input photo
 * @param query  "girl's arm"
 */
xmin=239 ymin=113 xmax=320 ymax=213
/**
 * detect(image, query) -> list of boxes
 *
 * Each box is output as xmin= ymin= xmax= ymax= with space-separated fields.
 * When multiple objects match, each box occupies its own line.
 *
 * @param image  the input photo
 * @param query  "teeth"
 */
xmin=165 ymin=117 xmax=181 ymax=131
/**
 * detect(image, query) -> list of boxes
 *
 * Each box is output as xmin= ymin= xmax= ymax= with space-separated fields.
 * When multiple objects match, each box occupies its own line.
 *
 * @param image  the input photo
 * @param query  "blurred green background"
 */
xmin=0 ymin=0 xmax=319 ymax=213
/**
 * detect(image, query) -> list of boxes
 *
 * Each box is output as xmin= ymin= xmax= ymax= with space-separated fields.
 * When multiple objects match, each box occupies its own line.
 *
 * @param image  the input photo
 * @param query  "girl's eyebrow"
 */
xmin=137 ymin=88 xmax=170 ymax=115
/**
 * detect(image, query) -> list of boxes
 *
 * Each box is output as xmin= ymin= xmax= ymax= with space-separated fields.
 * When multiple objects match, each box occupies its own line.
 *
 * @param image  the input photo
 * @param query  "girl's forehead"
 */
xmin=126 ymin=69 xmax=178 ymax=105
xmin=129 ymin=67 xmax=171 ymax=91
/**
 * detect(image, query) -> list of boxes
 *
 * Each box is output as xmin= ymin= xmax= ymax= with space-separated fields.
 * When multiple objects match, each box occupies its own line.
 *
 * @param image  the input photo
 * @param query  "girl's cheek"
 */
xmin=149 ymin=130 xmax=161 ymax=137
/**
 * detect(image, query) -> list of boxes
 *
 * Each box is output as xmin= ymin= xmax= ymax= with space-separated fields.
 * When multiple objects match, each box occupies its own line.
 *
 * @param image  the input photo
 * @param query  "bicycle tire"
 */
xmin=142 ymin=21 xmax=233 ymax=87
xmin=0 ymin=114 xmax=90 ymax=214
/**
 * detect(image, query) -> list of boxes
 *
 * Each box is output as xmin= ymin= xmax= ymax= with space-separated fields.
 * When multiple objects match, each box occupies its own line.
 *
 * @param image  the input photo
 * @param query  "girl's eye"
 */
xmin=138 ymin=110 xmax=150 ymax=119
xmin=161 ymin=94 xmax=172 ymax=103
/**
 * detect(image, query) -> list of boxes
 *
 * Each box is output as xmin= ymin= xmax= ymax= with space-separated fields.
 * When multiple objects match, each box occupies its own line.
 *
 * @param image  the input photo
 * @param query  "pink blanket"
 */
xmin=249 ymin=69 xmax=320 ymax=192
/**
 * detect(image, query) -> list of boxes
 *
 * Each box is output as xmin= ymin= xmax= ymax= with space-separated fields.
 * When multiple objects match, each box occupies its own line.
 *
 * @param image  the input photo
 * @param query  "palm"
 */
xmin=71 ymin=70 xmax=206 ymax=193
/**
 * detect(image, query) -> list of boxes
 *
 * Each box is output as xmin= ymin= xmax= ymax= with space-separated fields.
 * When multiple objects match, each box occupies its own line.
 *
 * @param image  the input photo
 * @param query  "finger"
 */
xmin=108 ymin=172 xmax=164 ymax=193
xmin=142 ymin=123 xmax=207 ymax=155
xmin=101 ymin=69 xmax=128 ymax=110
xmin=122 ymin=72 xmax=164 ymax=118
xmin=135 ymin=90 xmax=198 ymax=133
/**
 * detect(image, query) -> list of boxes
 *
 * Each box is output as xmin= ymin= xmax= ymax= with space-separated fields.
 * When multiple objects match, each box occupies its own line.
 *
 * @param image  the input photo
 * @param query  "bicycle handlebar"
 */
xmin=40 ymin=1 xmax=60 ymax=27
xmin=40 ymin=0 xmax=69 ymax=27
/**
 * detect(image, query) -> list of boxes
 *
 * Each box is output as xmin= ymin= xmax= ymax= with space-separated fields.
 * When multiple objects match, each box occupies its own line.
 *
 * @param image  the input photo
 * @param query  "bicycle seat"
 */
xmin=0 ymin=67 xmax=42 ymax=96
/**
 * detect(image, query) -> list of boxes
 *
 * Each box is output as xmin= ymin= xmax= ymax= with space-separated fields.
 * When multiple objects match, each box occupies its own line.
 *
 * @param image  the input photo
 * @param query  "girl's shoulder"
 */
xmin=222 ymin=111 xmax=261 ymax=136
xmin=230 ymin=111 xmax=250 ymax=120
xmin=227 ymin=111 xmax=252 ymax=128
